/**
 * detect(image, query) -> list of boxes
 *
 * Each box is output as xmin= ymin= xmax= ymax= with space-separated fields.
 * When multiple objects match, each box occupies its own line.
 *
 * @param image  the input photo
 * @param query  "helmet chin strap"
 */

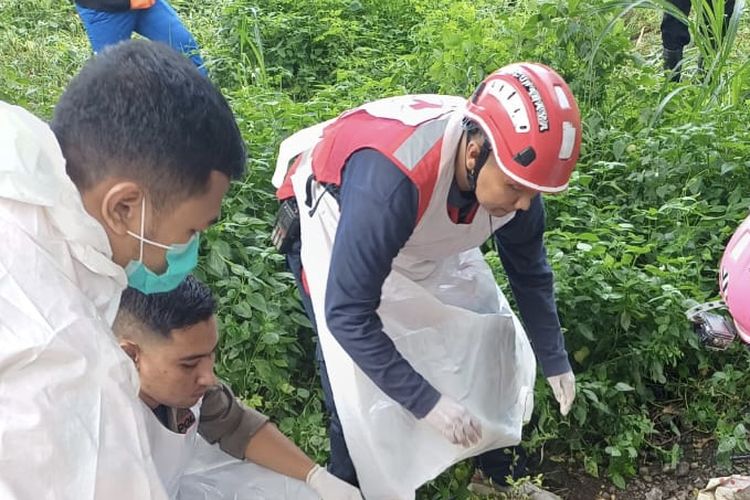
xmin=466 ymin=140 xmax=492 ymax=192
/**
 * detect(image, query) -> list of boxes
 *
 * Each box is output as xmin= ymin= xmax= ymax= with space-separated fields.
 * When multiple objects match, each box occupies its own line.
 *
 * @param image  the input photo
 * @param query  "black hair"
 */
xmin=115 ymin=275 xmax=216 ymax=340
xmin=461 ymin=116 xmax=486 ymax=142
xmin=461 ymin=117 xmax=492 ymax=191
xmin=51 ymin=40 xmax=246 ymax=209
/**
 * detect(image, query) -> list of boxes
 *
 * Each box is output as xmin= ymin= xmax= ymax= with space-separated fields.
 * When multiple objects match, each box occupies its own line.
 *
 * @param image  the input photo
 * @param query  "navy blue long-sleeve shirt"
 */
xmin=324 ymin=149 xmax=569 ymax=419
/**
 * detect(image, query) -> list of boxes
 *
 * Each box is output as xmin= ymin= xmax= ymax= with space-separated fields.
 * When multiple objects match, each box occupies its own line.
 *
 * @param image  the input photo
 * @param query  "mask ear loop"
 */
xmin=127 ymin=196 xmax=174 ymax=251
xmin=138 ymin=196 xmax=146 ymax=263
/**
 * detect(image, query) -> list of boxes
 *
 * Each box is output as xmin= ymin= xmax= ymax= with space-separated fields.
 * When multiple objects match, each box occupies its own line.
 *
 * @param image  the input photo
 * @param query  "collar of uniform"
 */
xmin=159 ymin=406 xmax=197 ymax=434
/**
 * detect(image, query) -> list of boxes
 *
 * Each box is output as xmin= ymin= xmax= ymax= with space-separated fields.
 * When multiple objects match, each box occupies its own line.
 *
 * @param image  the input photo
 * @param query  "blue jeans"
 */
xmin=285 ymin=239 xmax=525 ymax=487
xmin=75 ymin=0 xmax=206 ymax=75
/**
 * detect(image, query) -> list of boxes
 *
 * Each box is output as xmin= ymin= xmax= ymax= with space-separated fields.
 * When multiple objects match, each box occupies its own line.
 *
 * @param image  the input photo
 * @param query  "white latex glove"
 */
xmin=306 ymin=465 xmax=363 ymax=500
xmin=423 ymin=395 xmax=482 ymax=447
xmin=547 ymin=371 xmax=576 ymax=416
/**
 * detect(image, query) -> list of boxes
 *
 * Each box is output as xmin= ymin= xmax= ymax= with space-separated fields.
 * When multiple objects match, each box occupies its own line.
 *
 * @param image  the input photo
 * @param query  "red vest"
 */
xmin=276 ymin=107 xmax=452 ymax=223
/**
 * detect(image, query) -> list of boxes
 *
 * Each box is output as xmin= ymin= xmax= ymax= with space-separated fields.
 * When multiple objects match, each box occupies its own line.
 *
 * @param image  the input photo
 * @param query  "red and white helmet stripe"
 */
xmin=464 ymin=63 xmax=582 ymax=193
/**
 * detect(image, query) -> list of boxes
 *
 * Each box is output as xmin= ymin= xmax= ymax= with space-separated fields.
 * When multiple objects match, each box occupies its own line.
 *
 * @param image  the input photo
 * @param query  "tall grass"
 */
xmin=592 ymin=0 xmax=747 ymax=124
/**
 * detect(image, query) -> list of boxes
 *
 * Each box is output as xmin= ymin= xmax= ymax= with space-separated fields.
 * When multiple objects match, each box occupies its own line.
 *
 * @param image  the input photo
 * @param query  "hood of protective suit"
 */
xmin=0 ymin=101 xmax=167 ymax=498
xmin=0 ymin=101 xmax=126 ymax=322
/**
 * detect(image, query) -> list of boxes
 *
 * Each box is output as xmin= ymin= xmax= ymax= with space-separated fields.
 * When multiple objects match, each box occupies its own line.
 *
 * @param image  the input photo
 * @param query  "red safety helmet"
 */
xmin=720 ymin=213 xmax=750 ymax=343
xmin=464 ymin=63 xmax=582 ymax=193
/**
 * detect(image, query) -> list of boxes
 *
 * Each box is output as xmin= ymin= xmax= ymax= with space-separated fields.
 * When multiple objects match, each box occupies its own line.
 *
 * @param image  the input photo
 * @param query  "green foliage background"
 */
xmin=1 ymin=0 xmax=749 ymax=495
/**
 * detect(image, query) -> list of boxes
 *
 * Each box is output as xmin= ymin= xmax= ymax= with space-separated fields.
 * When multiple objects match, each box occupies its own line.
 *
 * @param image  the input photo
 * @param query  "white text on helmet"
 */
xmin=512 ymin=71 xmax=549 ymax=132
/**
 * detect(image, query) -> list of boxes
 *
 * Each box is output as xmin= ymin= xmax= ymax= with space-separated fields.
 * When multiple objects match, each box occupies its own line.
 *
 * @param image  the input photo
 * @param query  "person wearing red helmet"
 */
xmin=688 ymin=214 xmax=750 ymax=350
xmin=272 ymin=63 xmax=581 ymax=499
xmin=719 ymin=215 xmax=750 ymax=341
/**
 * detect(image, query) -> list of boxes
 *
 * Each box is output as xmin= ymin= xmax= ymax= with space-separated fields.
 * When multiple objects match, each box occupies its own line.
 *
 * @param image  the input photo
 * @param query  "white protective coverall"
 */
xmin=0 ymin=102 xmax=167 ymax=499
xmin=137 ymin=400 xmax=318 ymax=500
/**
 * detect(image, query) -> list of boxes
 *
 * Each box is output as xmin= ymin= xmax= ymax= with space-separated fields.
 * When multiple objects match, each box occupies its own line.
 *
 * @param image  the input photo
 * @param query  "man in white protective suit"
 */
xmin=272 ymin=63 xmax=581 ymax=499
xmin=0 ymin=40 xmax=245 ymax=499
xmin=112 ymin=275 xmax=363 ymax=500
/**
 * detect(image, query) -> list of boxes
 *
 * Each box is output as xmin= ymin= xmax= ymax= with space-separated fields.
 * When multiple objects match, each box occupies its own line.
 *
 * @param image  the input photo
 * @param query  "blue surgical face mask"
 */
xmin=124 ymin=197 xmax=200 ymax=294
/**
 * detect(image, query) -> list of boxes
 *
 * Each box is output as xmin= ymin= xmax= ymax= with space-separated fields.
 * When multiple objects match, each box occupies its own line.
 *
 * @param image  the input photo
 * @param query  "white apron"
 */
xmin=142 ymin=402 xmax=203 ymax=499
xmin=140 ymin=401 xmax=319 ymax=500
xmin=284 ymin=96 xmax=537 ymax=499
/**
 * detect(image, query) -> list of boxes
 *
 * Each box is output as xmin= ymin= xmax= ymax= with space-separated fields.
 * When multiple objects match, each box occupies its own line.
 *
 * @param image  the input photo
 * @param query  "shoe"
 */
xmin=468 ymin=471 xmax=561 ymax=499
xmin=663 ymin=48 xmax=684 ymax=82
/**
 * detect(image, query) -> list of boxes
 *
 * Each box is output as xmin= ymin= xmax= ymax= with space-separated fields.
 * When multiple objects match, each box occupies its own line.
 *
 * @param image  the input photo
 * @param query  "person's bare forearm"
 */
xmin=243 ymin=422 xmax=316 ymax=481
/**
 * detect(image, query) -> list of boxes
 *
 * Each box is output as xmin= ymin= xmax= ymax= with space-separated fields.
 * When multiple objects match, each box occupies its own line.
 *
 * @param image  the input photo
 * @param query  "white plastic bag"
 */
xmin=177 ymin=437 xmax=319 ymax=500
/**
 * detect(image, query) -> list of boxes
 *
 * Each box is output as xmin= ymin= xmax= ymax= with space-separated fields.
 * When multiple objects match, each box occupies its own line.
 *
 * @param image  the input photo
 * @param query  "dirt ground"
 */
xmin=534 ymin=436 xmax=750 ymax=500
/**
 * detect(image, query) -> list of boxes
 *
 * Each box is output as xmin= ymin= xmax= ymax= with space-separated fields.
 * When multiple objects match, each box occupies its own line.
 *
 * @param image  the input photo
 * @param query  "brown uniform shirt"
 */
xmin=156 ymin=382 xmax=269 ymax=460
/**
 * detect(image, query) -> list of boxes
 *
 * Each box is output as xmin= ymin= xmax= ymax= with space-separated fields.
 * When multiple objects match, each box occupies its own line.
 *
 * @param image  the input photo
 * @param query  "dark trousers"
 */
xmin=661 ymin=0 xmax=736 ymax=50
xmin=286 ymin=240 xmax=526 ymax=487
